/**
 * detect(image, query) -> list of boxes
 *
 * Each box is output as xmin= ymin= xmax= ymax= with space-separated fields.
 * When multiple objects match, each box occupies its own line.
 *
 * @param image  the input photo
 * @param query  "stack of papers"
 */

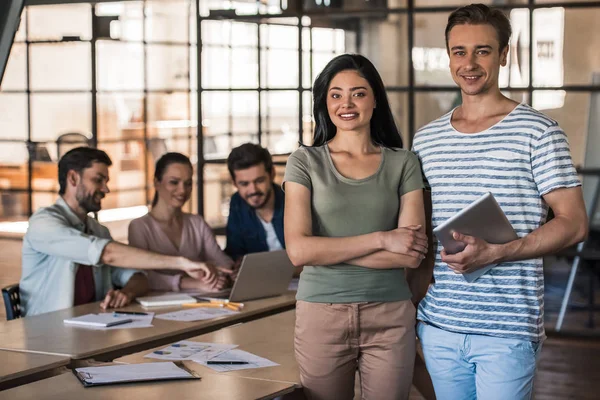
xmin=144 ymin=340 xmax=237 ymax=362
xmin=156 ymin=307 xmax=238 ymax=322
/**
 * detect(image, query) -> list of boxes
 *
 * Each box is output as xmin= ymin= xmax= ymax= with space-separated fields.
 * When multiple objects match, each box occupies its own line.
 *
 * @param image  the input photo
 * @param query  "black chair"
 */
xmin=2 ymin=284 xmax=21 ymax=320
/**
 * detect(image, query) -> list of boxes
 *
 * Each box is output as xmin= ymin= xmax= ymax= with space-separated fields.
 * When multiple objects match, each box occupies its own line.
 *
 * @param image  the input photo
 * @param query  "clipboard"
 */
xmin=73 ymin=362 xmax=200 ymax=387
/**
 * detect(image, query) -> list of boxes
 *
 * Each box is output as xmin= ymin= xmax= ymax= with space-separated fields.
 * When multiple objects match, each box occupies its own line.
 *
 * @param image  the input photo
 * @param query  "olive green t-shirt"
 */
xmin=283 ymin=145 xmax=424 ymax=303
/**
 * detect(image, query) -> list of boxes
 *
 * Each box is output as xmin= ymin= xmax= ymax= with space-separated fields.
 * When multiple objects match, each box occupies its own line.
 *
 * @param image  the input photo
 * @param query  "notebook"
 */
xmin=73 ymin=362 xmax=200 ymax=387
xmin=136 ymin=293 xmax=197 ymax=308
xmin=64 ymin=313 xmax=133 ymax=328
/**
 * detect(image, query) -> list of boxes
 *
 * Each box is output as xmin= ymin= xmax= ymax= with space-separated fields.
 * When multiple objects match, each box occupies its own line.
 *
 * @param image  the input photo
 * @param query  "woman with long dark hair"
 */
xmin=284 ymin=54 xmax=428 ymax=399
xmin=128 ymin=152 xmax=232 ymax=292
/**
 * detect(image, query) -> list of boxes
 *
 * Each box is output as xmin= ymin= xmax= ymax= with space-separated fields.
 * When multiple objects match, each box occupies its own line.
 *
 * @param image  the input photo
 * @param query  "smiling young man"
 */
xmin=224 ymin=143 xmax=286 ymax=262
xmin=412 ymin=4 xmax=588 ymax=400
xmin=20 ymin=147 xmax=220 ymax=316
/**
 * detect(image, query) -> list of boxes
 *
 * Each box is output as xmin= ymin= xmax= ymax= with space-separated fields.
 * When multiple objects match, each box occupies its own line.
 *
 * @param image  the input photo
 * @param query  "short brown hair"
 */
xmin=445 ymin=3 xmax=512 ymax=52
xmin=227 ymin=143 xmax=273 ymax=181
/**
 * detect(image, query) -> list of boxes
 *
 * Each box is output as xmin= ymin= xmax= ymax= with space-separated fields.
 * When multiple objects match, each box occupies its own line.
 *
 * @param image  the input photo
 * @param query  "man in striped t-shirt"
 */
xmin=412 ymin=4 xmax=588 ymax=400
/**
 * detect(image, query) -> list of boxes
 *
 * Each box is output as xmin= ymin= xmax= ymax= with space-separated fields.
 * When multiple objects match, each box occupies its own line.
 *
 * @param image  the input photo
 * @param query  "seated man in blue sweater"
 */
xmin=225 ymin=143 xmax=286 ymax=262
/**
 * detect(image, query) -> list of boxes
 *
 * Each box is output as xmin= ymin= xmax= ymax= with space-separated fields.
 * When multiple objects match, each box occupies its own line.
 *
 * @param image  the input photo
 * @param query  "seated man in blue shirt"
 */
xmin=20 ymin=147 xmax=225 ymax=316
xmin=225 ymin=143 xmax=287 ymax=261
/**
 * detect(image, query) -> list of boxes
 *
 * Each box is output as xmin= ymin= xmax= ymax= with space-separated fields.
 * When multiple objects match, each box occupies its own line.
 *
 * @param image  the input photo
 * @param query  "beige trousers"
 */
xmin=294 ymin=300 xmax=416 ymax=400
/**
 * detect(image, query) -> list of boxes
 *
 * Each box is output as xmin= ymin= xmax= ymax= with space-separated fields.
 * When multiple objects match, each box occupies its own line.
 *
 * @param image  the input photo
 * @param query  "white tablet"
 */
xmin=432 ymin=192 xmax=518 ymax=282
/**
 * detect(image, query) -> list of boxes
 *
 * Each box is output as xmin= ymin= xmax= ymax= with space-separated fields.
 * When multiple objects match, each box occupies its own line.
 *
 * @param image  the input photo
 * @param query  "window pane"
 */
xmin=362 ymin=15 xmax=408 ymax=87
xmin=202 ymin=91 xmax=229 ymax=135
xmin=203 ymin=163 xmax=233 ymax=226
xmin=312 ymin=52 xmax=334 ymax=84
xmin=261 ymin=24 xmax=298 ymax=50
xmin=103 ymin=189 xmax=146 ymax=210
xmin=415 ymin=91 xmax=460 ymax=132
xmin=0 ymin=143 xmax=29 ymax=191
xmin=232 ymin=22 xmax=258 ymax=47
xmin=32 ymin=154 xmax=59 ymax=192
xmin=261 ymin=91 xmax=298 ymax=154
xmin=14 ymin=11 xmax=26 ymax=42
xmin=202 ymin=46 xmax=230 ymax=89
xmin=414 ymin=12 xmax=452 ymax=86
xmin=302 ymin=50 xmax=312 ymax=89
xmin=1 ymin=43 xmax=26 ymax=91
xmin=0 ymin=192 xmax=28 ymax=221
xmin=97 ymin=2 xmax=144 ymax=42
xmin=261 ymin=49 xmax=299 ymax=88
xmin=30 ymin=94 xmax=92 ymax=142
xmin=232 ymin=92 xmax=258 ymax=134
xmin=147 ymin=45 xmax=190 ymax=90
xmin=30 ymin=43 xmax=92 ymax=91
xmin=202 ymin=21 xmax=231 ymax=46
xmin=32 ymin=191 xmax=57 ymax=215
xmin=148 ymin=92 xmax=192 ymax=138
xmin=503 ymin=9 xmax=530 ymax=88
xmin=533 ymin=8 xmax=600 ymax=86
xmin=96 ymin=42 xmax=144 ymax=91
xmin=302 ymin=90 xmax=313 ymax=145
xmin=232 ymin=48 xmax=258 ymax=88
xmin=190 ymin=45 xmax=198 ymax=90
xmin=145 ymin=1 xmax=190 ymax=43
xmin=98 ymin=93 xmax=145 ymax=141
xmin=101 ymin=140 xmax=146 ymax=193
xmin=0 ymin=94 xmax=28 ymax=141
xmin=533 ymin=91 xmax=591 ymax=167
xmin=28 ymin=4 xmax=92 ymax=41
xmin=387 ymin=92 xmax=410 ymax=148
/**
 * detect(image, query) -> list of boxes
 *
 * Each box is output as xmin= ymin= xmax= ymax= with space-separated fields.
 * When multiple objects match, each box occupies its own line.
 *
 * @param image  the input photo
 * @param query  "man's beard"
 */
xmin=247 ymin=186 xmax=272 ymax=210
xmin=76 ymin=185 xmax=103 ymax=213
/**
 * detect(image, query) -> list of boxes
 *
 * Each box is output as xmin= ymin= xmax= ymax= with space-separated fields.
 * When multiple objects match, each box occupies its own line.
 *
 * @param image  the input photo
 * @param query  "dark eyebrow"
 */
xmin=450 ymin=45 xmax=493 ymax=51
xmin=328 ymin=86 xmax=368 ymax=92
xmin=97 ymin=173 xmax=108 ymax=180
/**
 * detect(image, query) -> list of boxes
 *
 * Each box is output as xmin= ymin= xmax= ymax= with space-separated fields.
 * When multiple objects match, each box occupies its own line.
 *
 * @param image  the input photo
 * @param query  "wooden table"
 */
xmin=0 ymin=292 xmax=296 ymax=361
xmin=116 ymin=310 xmax=300 ymax=387
xmin=0 ymin=365 xmax=295 ymax=400
xmin=0 ymin=350 xmax=69 ymax=391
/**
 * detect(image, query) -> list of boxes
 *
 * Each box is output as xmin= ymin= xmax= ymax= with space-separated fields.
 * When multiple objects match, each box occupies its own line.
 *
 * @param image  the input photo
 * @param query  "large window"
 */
xmin=0 ymin=1 xmax=198 ymax=223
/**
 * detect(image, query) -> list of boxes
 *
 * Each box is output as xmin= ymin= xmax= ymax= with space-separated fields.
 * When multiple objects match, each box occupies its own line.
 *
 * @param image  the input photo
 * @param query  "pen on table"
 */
xmin=113 ymin=311 xmax=148 ymax=316
xmin=206 ymin=361 xmax=249 ymax=365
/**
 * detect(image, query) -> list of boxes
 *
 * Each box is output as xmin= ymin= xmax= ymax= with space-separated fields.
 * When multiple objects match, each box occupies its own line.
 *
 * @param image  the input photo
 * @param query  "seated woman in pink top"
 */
xmin=128 ymin=152 xmax=233 ymax=292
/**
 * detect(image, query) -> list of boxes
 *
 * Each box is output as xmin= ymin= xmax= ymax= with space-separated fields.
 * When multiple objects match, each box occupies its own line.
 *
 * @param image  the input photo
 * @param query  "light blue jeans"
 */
xmin=417 ymin=322 xmax=542 ymax=400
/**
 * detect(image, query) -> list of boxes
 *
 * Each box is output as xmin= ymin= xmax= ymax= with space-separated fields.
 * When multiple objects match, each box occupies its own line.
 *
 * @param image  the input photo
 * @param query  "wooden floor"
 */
xmin=1 ymin=236 xmax=599 ymax=399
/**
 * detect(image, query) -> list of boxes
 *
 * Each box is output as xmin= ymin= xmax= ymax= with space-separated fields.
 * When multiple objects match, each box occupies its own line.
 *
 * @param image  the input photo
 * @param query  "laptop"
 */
xmin=194 ymin=250 xmax=295 ymax=302
xmin=433 ymin=192 xmax=518 ymax=282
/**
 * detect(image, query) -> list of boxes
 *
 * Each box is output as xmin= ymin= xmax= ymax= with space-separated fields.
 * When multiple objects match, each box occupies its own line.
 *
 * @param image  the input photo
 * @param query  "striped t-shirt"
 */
xmin=412 ymin=103 xmax=581 ymax=342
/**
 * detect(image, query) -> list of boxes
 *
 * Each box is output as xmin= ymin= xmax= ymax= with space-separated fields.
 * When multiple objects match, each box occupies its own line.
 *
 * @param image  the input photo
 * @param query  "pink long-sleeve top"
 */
xmin=128 ymin=213 xmax=233 ymax=292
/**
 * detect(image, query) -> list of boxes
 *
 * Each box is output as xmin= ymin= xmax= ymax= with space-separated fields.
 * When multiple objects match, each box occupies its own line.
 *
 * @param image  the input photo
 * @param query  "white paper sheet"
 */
xmin=144 ymin=340 xmax=237 ymax=361
xmin=155 ymin=307 xmax=238 ymax=322
xmin=196 ymin=349 xmax=279 ymax=372
xmin=98 ymin=312 xmax=154 ymax=330
xmin=75 ymin=362 xmax=195 ymax=384
xmin=64 ymin=313 xmax=133 ymax=328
